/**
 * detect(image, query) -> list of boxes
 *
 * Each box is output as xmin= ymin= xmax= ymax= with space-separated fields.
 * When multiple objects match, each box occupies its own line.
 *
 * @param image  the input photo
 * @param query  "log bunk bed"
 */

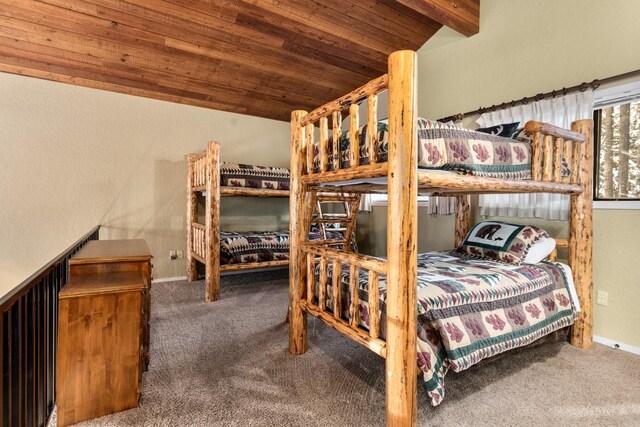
xmin=186 ymin=141 xmax=360 ymax=302
xmin=288 ymin=50 xmax=593 ymax=426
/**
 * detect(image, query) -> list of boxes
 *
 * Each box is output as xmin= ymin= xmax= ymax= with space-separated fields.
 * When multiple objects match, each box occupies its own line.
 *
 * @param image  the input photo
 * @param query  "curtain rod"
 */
xmin=438 ymin=68 xmax=640 ymax=123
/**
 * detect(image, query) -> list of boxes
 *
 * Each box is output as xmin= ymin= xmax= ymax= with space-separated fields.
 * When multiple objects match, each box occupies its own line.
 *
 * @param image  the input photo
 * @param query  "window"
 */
xmin=593 ymin=81 xmax=640 ymax=203
xmin=370 ymin=193 xmax=430 ymax=207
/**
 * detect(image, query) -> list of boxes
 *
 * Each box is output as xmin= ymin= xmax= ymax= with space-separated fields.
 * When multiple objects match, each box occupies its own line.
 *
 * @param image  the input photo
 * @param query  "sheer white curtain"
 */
xmin=359 ymin=195 xmax=372 ymax=212
xmin=476 ymin=90 xmax=594 ymax=220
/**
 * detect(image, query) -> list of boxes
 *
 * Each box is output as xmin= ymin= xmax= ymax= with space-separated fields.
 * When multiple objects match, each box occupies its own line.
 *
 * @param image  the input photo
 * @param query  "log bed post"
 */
xmin=454 ymin=195 xmax=471 ymax=247
xmin=205 ymin=141 xmax=221 ymax=302
xmin=186 ymin=154 xmax=198 ymax=282
xmin=289 ymin=110 xmax=308 ymax=355
xmin=568 ymin=119 xmax=593 ymax=349
xmin=386 ymin=50 xmax=418 ymax=427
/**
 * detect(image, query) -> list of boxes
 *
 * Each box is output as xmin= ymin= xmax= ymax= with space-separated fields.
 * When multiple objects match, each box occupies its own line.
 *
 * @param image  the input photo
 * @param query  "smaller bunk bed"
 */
xmin=289 ymin=50 xmax=593 ymax=426
xmin=186 ymin=141 xmax=360 ymax=302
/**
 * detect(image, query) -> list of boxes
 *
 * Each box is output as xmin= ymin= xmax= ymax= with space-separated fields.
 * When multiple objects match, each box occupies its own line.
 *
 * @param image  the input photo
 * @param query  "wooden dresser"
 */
xmin=69 ymin=239 xmax=153 ymax=368
xmin=56 ymin=240 xmax=153 ymax=427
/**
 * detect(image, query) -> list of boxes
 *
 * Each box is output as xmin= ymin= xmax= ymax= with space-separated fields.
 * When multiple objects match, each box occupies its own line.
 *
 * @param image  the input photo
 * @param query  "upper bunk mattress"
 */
xmin=314 ymin=118 xmax=537 ymax=180
xmin=313 ymin=251 xmax=578 ymax=406
xmin=220 ymin=162 xmax=290 ymax=191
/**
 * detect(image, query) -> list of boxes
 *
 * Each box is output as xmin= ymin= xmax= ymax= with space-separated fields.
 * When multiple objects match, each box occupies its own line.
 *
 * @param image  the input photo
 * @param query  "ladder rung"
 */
xmin=321 ymin=213 xmax=348 ymax=218
xmin=313 ymin=218 xmax=345 ymax=223
xmin=317 ymin=196 xmax=359 ymax=202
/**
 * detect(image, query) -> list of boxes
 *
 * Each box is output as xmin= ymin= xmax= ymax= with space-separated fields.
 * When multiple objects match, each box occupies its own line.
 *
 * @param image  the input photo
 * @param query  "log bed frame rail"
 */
xmin=289 ymin=50 xmax=593 ymax=426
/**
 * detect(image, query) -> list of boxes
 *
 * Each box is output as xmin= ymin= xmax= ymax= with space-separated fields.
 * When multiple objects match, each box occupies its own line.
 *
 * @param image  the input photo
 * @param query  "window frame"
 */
xmin=592 ymin=98 xmax=640 ymax=207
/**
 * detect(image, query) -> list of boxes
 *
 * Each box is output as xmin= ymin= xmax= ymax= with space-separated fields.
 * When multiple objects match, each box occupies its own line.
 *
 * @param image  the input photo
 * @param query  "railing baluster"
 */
xmin=542 ymin=135 xmax=553 ymax=181
xmin=320 ymin=117 xmax=329 ymax=173
xmin=306 ymin=254 xmax=315 ymax=305
xmin=367 ymin=271 xmax=380 ymax=339
xmin=305 ymin=124 xmax=314 ymax=175
xmin=349 ymin=265 xmax=359 ymax=328
xmin=318 ymin=256 xmax=327 ymax=312
xmin=367 ymin=95 xmax=378 ymax=164
xmin=553 ymin=137 xmax=564 ymax=182
xmin=562 ymin=139 xmax=572 ymax=184
xmin=1 ymin=311 xmax=6 ymax=427
xmin=531 ymin=132 xmax=542 ymax=180
xmin=332 ymin=111 xmax=342 ymax=170
xmin=332 ymin=260 xmax=342 ymax=319
xmin=349 ymin=103 xmax=359 ymax=168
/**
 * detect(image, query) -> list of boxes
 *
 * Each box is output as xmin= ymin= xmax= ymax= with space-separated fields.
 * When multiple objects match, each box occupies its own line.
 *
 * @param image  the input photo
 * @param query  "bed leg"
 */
xmin=386 ymin=50 xmax=418 ymax=427
xmin=569 ymin=120 xmax=593 ymax=349
xmin=186 ymin=154 xmax=199 ymax=282
xmin=289 ymin=110 xmax=308 ymax=354
xmin=205 ymin=141 xmax=221 ymax=302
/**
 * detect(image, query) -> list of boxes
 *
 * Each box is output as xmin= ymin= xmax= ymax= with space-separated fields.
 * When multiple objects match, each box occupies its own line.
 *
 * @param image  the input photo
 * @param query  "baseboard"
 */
xmin=152 ymin=276 xmax=188 ymax=283
xmin=593 ymin=335 xmax=640 ymax=356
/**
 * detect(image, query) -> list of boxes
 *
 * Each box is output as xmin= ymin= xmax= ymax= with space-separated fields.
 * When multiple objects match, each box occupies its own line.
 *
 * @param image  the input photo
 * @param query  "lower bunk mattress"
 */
xmin=220 ymin=230 xmax=339 ymax=265
xmin=313 ymin=251 xmax=579 ymax=406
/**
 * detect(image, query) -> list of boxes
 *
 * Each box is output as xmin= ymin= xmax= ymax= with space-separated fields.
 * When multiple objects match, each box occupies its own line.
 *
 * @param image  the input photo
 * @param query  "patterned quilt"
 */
xmin=315 ymin=252 xmax=577 ymax=406
xmin=220 ymin=162 xmax=290 ymax=190
xmin=220 ymin=230 xmax=341 ymax=265
xmin=314 ymin=118 xmax=532 ymax=179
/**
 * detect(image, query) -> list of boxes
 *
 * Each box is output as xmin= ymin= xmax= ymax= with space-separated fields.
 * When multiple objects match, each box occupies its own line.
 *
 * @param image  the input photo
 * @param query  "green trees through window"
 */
xmin=595 ymin=101 xmax=640 ymax=199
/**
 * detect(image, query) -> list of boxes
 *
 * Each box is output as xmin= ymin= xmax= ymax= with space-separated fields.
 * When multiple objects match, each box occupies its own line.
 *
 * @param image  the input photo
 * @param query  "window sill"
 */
xmin=593 ymin=200 xmax=640 ymax=210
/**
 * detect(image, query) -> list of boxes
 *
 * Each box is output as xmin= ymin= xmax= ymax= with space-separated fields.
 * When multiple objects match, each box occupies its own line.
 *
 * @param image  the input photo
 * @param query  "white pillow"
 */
xmin=523 ymin=237 xmax=556 ymax=264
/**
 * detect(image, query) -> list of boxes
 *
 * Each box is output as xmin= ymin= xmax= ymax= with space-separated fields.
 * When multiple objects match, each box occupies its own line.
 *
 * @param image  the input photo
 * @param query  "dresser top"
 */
xmin=70 ymin=239 xmax=153 ymax=265
xmin=60 ymin=271 xmax=146 ymax=298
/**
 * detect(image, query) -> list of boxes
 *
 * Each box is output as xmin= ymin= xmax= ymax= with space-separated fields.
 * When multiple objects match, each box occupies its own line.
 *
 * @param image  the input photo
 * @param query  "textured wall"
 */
xmin=0 ymin=73 xmax=290 ymax=297
xmin=413 ymin=0 xmax=640 ymax=348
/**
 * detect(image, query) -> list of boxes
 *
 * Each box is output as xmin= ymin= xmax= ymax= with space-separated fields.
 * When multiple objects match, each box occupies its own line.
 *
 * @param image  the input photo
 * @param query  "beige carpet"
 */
xmin=71 ymin=270 xmax=640 ymax=427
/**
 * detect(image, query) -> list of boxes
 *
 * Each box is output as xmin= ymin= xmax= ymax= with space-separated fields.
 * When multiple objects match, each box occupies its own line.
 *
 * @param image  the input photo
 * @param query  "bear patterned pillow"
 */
xmin=453 ymin=221 xmax=549 ymax=265
xmin=476 ymin=122 xmax=520 ymax=138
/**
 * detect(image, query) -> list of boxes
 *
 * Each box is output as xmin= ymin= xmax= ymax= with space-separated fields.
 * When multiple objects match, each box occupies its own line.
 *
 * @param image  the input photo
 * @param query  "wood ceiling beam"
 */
xmin=395 ymin=0 xmax=479 ymax=37
xmin=331 ymin=0 xmax=440 ymax=42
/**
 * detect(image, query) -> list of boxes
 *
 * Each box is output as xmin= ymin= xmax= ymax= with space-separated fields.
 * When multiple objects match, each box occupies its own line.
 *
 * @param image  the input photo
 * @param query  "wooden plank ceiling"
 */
xmin=0 ymin=0 xmax=478 ymax=121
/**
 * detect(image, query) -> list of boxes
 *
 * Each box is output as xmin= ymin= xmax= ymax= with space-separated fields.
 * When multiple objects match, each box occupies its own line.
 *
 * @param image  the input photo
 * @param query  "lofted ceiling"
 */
xmin=0 ymin=0 xmax=478 ymax=121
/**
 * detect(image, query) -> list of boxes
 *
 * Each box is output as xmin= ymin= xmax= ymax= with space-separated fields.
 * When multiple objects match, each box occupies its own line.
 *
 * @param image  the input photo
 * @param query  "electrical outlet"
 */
xmin=170 ymin=250 xmax=177 ymax=260
xmin=176 ymin=250 xmax=183 ymax=259
xmin=596 ymin=290 xmax=608 ymax=306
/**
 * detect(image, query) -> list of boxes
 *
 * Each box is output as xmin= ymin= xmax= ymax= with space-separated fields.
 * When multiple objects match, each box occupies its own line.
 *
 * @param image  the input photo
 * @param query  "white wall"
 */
xmin=0 ymin=73 xmax=290 ymax=297
xmin=413 ymin=0 xmax=640 ymax=348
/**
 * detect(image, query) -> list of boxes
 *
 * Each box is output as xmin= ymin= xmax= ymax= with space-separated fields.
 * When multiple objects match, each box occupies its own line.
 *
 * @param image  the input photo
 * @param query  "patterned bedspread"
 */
xmin=220 ymin=162 xmax=290 ymax=190
xmin=315 ymin=252 xmax=577 ymax=406
xmin=220 ymin=230 xmax=340 ymax=265
xmin=314 ymin=119 xmax=532 ymax=179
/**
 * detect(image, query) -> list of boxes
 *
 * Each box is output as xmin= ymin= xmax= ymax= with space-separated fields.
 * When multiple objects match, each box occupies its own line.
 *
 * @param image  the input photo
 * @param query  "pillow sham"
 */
xmin=453 ymin=220 xmax=549 ymax=265
xmin=476 ymin=122 xmax=520 ymax=138
xmin=522 ymin=237 xmax=557 ymax=264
